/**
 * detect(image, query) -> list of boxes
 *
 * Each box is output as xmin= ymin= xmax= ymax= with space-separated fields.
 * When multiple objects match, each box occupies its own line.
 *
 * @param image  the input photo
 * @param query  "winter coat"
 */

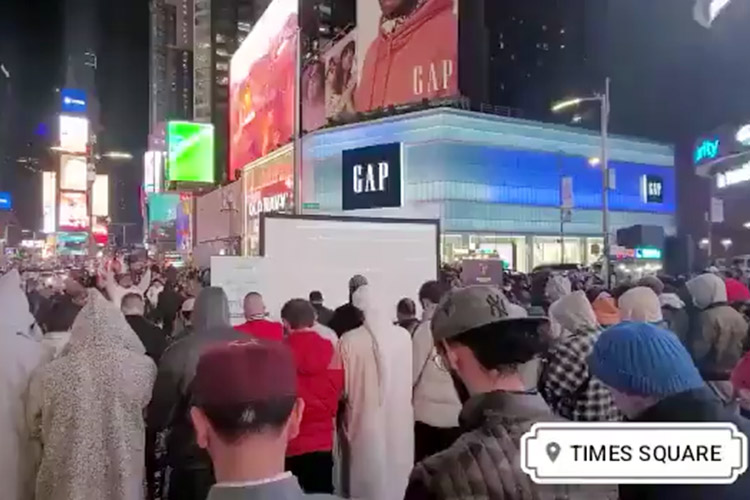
xmin=355 ymin=0 xmax=457 ymax=112
xmin=0 ymin=270 xmax=51 ymax=500
xmin=147 ymin=287 xmax=247 ymax=471
xmin=286 ymin=330 xmax=344 ymax=457
xmin=620 ymin=387 xmax=750 ymax=500
xmin=27 ymin=290 xmax=156 ymax=500
xmin=125 ymin=315 xmax=167 ymax=363
xmin=687 ymin=274 xmax=749 ymax=376
xmin=328 ymin=302 xmax=363 ymax=338
xmin=659 ymin=292 xmax=690 ymax=346
xmin=405 ymin=391 xmax=617 ymax=500
xmin=412 ymin=304 xmax=461 ymax=429
xmin=336 ymin=285 xmax=414 ymax=500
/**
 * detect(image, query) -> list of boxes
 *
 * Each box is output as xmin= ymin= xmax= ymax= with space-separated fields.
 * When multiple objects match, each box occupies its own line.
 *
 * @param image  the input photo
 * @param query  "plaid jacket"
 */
xmin=539 ymin=327 xmax=621 ymax=422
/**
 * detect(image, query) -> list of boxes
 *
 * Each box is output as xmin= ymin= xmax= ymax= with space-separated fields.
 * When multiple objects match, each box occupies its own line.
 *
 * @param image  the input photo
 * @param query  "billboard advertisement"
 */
xmin=144 ymin=150 xmax=164 ymax=193
xmin=59 ymin=115 xmax=89 ymax=153
xmin=93 ymin=174 xmax=109 ymax=217
xmin=229 ymin=0 xmax=298 ymax=180
xmin=60 ymin=155 xmax=88 ymax=191
xmin=58 ymin=191 xmax=89 ymax=231
xmin=0 ymin=192 xmax=11 ymax=211
xmin=148 ymin=193 xmax=180 ymax=243
xmin=355 ymin=0 xmax=458 ymax=112
xmin=42 ymin=172 xmax=57 ymax=233
xmin=176 ymin=194 xmax=193 ymax=252
xmin=166 ymin=121 xmax=215 ymax=183
xmin=61 ymin=88 xmax=87 ymax=114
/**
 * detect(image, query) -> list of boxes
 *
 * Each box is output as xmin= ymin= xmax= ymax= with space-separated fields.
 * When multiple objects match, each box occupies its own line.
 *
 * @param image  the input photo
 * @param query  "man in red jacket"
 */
xmin=281 ymin=299 xmax=344 ymax=494
xmin=356 ymin=0 xmax=458 ymax=112
xmin=234 ymin=292 xmax=284 ymax=341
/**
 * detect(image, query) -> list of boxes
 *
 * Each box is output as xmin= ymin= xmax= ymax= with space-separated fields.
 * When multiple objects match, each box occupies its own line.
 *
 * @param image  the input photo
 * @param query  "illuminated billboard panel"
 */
xmin=144 ymin=150 xmax=164 ymax=193
xmin=42 ymin=172 xmax=57 ymax=233
xmin=60 ymin=155 xmax=88 ymax=191
xmin=166 ymin=121 xmax=215 ymax=183
xmin=59 ymin=191 xmax=89 ymax=231
xmin=59 ymin=115 xmax=89 ymax=153
xmin=0 ymin=192 xmax=11 ymax=211
xmin=229 ymin=0 xmax=298 ymax=180
xmin=93 ymin=174 xmax=109 ymax=217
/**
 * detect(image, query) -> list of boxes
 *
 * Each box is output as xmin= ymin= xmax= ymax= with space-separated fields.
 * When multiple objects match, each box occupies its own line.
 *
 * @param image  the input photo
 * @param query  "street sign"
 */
xmin=302 ymin=202 xmax=320 ymax=210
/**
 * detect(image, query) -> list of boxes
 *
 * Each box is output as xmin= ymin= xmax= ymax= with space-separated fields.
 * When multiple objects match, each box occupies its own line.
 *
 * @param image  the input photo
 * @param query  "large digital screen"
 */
xmin=61 ymin=88 xmax=87 ymax=114
xmin=93 ymin=174 xmax=109 ymax=217
xmin=176 ymin=194 xmax=193 ymax=252
xmin=59 ymin=115 xmax=89 ymax=153
xmin=144 ymin=150 xmax=164 ymax=193
xmin=229 ymin=0 xmax=298 ymax=180
xmin=166 ymin=121 xmax=215 ymax=183
xmin=0 ymin=192 xmax=11 ymax=211
xmin=59 ymin=191 xmax=89 ymax=231
xmin=148 ymin=193 xmax=181 ymax=242
xmin=60 ymin=155 xmax=88 ymax=191
xmin=355 ymin=0 xmax=458 ymax=112
xmin=42 ymin=172 xmax=57 ymax=233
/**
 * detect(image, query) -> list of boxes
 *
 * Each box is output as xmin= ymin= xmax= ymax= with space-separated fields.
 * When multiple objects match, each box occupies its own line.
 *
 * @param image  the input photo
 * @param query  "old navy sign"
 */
xmin=342 ymin=143 xmax=403 ymax=211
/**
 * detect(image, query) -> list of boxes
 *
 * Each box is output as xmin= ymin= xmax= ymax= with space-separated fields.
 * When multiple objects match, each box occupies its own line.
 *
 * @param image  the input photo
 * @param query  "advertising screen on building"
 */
xmin=166 ymin=121 xmax=215 ymax=183
xmin=229 ymin=0 xmax=298 ymax=180
xmin=148 ymin=193 xmax=181 ymax=242
xmin=0 ymin=192 xmax=11 ymax=211
xmin=355 ymin=0 xmax=457 ymax=112
xmin=93 ymin=174 xmax=109 ymax=217
xmin=144 ymin=150 xmax=164 ymax=193
xmin=60 ymin=155 xmax=88 ymax=191
xmin=42 ymin=172 xmax=57 ymax=233
xmin=59 ymin=191 xmax=89 ymax=231
xmin=176 ymin=194 xmax=193 ymax=252
xmin=61 ymin=88 xmax=87 ymax=114
xmin=59 ymin=115 xmax=89 ymax=153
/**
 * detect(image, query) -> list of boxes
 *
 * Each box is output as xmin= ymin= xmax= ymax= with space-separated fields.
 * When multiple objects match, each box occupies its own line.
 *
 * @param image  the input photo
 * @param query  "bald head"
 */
xmin=121 ymin=293 xmax=145 ymax=316
xmin=243 ymin=292 xmax=267 ymax=320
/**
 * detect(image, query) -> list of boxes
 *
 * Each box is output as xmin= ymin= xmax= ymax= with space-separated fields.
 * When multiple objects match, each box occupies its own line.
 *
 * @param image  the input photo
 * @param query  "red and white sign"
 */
xmin=247 ymin=178 xmax=293 ymax=217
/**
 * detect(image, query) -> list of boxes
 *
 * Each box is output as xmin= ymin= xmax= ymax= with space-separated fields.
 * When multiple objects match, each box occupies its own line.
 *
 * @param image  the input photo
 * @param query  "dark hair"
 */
xmin=397 ymin=298 xmax=417 ymax=316
xmin=447 ymin=320 xmax=549 ymax=371
xmin=309 ymin=290 xmax=323 ymax=303
xmin=419 ymin=280 xmax=448 ymax=305
xmin=333 ymin=41 xmax=356 ymax=95
xmin=199 ymin=396 xmax=296 ymax=443
xmin=281 ymin=299 xmax=316 ymax=329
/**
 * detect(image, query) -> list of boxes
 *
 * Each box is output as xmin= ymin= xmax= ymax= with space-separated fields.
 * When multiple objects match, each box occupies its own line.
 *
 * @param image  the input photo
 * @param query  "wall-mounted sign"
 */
xmin=694 ymin=138 xmax=720 ymax=165
xmin=61 ymin=88 xmax=87 ymax=114
xmin=635 ymin=247 xmax=662 ymax=260
xmin=716 ymin=161 xmax=750 ymax=189
xmin=736 ymin=124 xmax=750 ymax=146
xmin=641 ymin=175 xmax=664 ymax=204
xmin=342 ymin=143 xmax=402 ymax=211
xmin=0 ymin=192 xmax=11 ymax=211
xmin=247 ymin=179 xmax=293 ymax=218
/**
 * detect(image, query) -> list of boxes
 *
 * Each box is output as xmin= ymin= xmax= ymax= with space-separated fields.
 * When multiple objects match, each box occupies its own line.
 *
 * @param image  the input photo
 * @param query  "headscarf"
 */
xmin=32 ymin=290 xmax=156 ymax=500
xmin=618 ymin=286 xmax=664 ymax=323
xmin=592 ymin=292 xmax=621 ymax=327
xmin=352 ymin=285 xmax=386 ymax=405
xmin=686 ymin=273 xmax=728 ymax=310
xmin=192 ymin=286 xmax=231 ymax=333
xmin=549 ymin=290 xmax=598 ymax=334
xmin=545 ymin=275 xmax=572 ymax=303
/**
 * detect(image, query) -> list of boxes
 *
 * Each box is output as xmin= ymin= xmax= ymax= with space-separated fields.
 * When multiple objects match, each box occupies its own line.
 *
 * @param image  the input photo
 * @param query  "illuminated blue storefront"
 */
xmin=301 ymin=108 xmax=675 ymax=271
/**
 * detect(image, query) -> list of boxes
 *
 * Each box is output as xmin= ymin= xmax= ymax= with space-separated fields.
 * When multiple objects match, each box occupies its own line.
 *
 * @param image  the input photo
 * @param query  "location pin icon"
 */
xmin=546 ymin=442 xmax=561 ymax=463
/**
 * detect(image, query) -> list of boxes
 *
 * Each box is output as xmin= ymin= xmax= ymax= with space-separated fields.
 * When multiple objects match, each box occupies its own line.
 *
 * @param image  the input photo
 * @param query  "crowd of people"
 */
xmin=2 ymin=256 xmax=750 ymax=500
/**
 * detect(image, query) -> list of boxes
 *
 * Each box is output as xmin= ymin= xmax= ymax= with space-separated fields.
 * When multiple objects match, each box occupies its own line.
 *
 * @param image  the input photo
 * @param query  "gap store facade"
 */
xmin=297 ymin=108 xmax=676 ymax=272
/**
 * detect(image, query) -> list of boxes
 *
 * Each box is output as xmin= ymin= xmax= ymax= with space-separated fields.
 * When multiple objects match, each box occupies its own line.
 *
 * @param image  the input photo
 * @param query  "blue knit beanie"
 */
xmin=587 ymin=322 xmax=704 ymax=397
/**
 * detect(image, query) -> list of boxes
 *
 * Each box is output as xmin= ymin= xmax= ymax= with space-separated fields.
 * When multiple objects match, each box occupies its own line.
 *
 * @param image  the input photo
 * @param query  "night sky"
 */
xmin=2 ymin=0 xmax=750 ymax=242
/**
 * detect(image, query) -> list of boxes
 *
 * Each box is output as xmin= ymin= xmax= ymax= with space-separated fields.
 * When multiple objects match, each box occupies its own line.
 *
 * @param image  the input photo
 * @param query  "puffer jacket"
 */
xmin=687 ymin=274 xmax=749 ymax=376
xmin=404 ymin=391 xmax=617 ymax=500
xmin=285 ymin=330 xmax=344 ymax=457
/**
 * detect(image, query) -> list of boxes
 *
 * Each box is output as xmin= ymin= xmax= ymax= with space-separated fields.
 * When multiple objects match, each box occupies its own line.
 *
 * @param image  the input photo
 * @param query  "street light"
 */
xmin=101 ymin=151 xmax=133 ymax=160
xmin=552 ymin=77 xmax=611 ymax=286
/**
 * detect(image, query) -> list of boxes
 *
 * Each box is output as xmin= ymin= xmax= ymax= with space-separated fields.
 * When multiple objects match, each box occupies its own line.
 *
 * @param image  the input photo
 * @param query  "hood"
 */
xmin=67 ymin=289 xmax=145 ymax=354
xmin=659 ymin=292 xmax=686 ymax=310
xmin=545 ymin=275 xmax=571 ymax=303
xmin=286 ymin=330 xmax=334 ymax=375
xmin=193 ymin=287 xmax=231 ymax=333
xmin=549 ymin=290 xmax=598 ymax=333
xmin=0 ymin=269 xmax=39 ymax=340
xmin=687 ymin=273 xmax=727 ymax=310
xmin=352 ymin=285 xmax=388 ymax=404
xmin=379 ymin=0 xmax=454 ymax=49
xmin=618 ymin=286 xmax=663 ymax=323
xmin=592 ymin=294 xmax=621 ymax=326
xmin=725 ymin=278 xmax=750 ymax=304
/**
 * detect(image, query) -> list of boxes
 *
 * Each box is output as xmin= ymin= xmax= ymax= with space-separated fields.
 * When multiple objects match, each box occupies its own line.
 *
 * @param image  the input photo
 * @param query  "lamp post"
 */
xmin=552 ymin=77 xmax=612 ymax=287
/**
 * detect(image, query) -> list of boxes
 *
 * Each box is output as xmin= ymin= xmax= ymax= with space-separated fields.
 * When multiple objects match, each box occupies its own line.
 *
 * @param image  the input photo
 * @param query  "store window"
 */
xmin=533 ymin=237 xmax=583 ymax=268
xmin=585 ymin=237 xmax=604 ymax=266
xmin=441 ymin=233 xmax=528 ymax=272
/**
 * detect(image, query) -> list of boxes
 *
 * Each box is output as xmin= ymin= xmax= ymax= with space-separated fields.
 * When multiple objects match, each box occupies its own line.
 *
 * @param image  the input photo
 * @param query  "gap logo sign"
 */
xmin=342 ymin=143 xmax=403 ymax=210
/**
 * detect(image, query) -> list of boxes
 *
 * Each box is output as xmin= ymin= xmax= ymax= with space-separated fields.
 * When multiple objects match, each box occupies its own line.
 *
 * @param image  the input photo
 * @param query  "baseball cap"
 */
xmin=431 ymin=285 xmax=547 ymax=343
xmin=193 ymin=340 xmax=297 ymax=407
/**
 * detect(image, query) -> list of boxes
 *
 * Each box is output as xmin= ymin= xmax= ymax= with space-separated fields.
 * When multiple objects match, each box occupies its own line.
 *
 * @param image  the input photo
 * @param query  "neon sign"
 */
xmin=694 ymin=138 xmax=720 ymax=164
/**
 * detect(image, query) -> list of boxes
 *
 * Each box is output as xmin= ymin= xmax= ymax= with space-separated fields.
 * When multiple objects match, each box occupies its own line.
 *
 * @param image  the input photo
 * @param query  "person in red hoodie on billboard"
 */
xmin=234 ymin=292 xmax=284 ymax=341
xmin=281 ymin=299 xmax=344 ymax=494
xmin=356 ymin=0 xmax=458 ymax=112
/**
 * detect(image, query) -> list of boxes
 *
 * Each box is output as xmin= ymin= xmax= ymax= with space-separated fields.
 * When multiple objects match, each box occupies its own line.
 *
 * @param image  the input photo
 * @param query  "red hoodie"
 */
xmin=356 ymin=0 xmax=458 ymax=112
xmin=285 ymin=330 xmax=344 ymax=457
xmin=235 ymin=319 xmax=284 ymax=342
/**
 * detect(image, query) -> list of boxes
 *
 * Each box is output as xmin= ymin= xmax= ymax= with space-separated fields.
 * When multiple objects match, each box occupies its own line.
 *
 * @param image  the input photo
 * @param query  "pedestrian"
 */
xmin=617 ymin=286 xmax=666 ymax=326
xmin=638 ymin=276 xmax=690 ymax=343
xmin=104 ymin=264 xmax=151 ymax=308
xmin=588 ymin=321 xmax=750 ymax=499
xmin=281 ymin=299 xmax=344 ymax=493
xmin=337 ymin=284 xmax=414 ymax=500
xmin=328 ymin=275 xmax=367 ymax=337
xmin=235 ymin=291 xmax=284 ymax=341
xmin=411 ymin=280 xmax=461 ymax=463
xmin=170 ymin=297 xmax=195 ymax=344
xmin=590 ymin=291 xmax=621 ymax=327
xmin=405 ymin=285 xmax=609 ymax=499
xmin=157 ymin=267 xmax=184 ymax=337
xmin=189 ymin=341 xmax=339 ymax=499
xmin=27 ymin=290 xmax=156 ymax=500
xmin=122 ymin=292 xmax=167 ymax=363
xmin=309 ymin=290 xmax=334 ymax=326
xmin=540 ymin=290 xmax=620 ymax=421
xmin=148 ymin=287 xmax=248 ymax=500
xmin=396 ymin=297 xmax=420 ymax=335
xmin=0 ymin=270 xmax=51 ymax=500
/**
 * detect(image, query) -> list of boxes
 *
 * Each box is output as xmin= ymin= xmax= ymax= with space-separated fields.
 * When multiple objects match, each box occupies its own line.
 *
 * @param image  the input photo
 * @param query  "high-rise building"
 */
xmin=149 ymin=0 xmax=194 ymax=133
xmin=63 ymin=0 xmax=100 ymax=128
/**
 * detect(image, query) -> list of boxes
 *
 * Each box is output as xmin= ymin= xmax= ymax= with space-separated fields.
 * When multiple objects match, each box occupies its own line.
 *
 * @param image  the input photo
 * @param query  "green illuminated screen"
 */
xmin=167 ymin=121 xmax=215 ymax=183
